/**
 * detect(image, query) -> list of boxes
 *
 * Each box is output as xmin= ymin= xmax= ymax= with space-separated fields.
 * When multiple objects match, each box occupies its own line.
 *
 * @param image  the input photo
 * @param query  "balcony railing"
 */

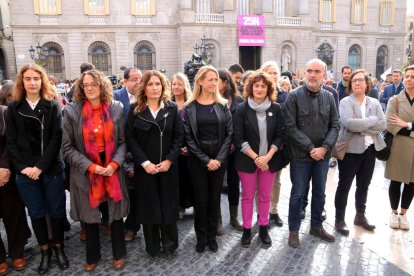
xmin=276 ymin=17 xmax=301 ymax=26
xmin=195 ymin=13 xmax=224 ymax=23
xmin=320 ymin=22 xmax=334 ymax=30
xmin=88 ymin=15 xmax=108 ymax=25
xmin=134 ymin=15 xmax=152 ymax=25
xmin=39 ymin=15 xmax=59 ymax=25
xmin=380 ymin=25 xmax=391 ymax=33
xmin=351 ymin=24 xmax=364 ymax=31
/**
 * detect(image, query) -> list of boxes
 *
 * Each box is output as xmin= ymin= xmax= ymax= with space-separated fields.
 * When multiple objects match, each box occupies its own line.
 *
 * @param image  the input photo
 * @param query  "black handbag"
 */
xmin=376 ymin=98 xmax=399 ymax=161
xmin=274 ymin=146 xmax=290 ymax=172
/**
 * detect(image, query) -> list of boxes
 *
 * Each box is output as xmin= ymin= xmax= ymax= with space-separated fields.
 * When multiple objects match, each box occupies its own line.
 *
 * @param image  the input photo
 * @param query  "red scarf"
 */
xmin=82 ymin=100 xmax=123 ymax=208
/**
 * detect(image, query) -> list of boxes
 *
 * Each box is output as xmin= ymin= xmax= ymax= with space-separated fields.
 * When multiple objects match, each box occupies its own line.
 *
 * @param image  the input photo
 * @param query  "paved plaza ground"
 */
xmin=0 ymin=161 xmax=412 ymax=275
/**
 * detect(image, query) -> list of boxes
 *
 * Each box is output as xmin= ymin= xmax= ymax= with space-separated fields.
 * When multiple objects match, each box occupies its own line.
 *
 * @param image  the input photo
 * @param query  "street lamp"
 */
xmin=28 ymin=42 xmax=49 ymax=63
xmin=193 ymin=35 xmax=214 ymax=65
xmin=316 ymin=40 xmax=334 ymax=67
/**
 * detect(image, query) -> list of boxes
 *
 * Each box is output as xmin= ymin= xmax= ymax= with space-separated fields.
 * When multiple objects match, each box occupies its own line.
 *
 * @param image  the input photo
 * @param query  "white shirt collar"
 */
xmin=26 ymin=98 xmax=40 ymax=110
xmin=148 ymin=101 xmax=164 ymax=119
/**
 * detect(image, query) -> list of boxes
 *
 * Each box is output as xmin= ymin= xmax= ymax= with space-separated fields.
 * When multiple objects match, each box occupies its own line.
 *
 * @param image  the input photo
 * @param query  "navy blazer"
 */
xmin=233 ymin=101 xmax=284 ymax=173
xmin=380 ymin=82 xmax=404 ymax=108
xmin=114 ymin=86 xmax=131 ymax=121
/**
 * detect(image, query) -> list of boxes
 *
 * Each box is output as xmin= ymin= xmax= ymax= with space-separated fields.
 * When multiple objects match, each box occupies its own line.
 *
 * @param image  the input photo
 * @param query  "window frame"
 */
xmin=351 ymin=0 xmax=367 ymax=24
xmin=318 ymin=0 xmax=336 ymax=23
xmin=131 ymin=0 xmax=155 ymax=16
xmin=33 ymin=0 xmax=62 ymax=15
xmin=84 ymin=0 xmax=109 ymax=15
xmin=380 ymin=0 xmax=395 ymax=26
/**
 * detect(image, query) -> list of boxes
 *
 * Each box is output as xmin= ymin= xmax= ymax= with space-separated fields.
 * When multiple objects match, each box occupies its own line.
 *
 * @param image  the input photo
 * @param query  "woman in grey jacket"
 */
xmin=62 ymin=70 xmax=128 ymax=272
xmin=334 ymin=69 xmax=386 ymax=236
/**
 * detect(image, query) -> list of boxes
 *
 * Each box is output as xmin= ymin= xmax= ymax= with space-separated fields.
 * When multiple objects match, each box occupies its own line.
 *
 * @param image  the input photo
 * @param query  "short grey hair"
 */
xmin=260 ymin=60 xmax=280 ymax=75
xmin=306 ymin=58 xmax=327 ymax=72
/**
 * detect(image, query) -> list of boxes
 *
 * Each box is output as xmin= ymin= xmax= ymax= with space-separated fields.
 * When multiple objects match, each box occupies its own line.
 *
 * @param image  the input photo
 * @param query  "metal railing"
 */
xmin=195 ymin=13 xmax=224 ymax=23
xmin=275 ymin=17 xmax=301 ymax=26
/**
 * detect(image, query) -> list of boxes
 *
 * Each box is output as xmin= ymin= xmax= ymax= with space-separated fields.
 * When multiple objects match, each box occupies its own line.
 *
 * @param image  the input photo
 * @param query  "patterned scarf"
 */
xmin=82 ymin=100 xmax=123 ymax=208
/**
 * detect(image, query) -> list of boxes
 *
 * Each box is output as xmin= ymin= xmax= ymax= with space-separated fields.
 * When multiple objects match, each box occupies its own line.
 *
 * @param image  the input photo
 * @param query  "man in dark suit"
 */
xmin=380 ymin=69 xmax=404 ymax=111
xmin=113 ymin=67 xmax=142 ymax=242
xmin=114 ymin=67 xmax=142 ymax=121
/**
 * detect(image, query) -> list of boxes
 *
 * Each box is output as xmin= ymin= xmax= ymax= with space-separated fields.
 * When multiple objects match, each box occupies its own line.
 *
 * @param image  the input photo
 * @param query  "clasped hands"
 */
xmin=254 ymin=155 xmax=270 ymax=171
xmin=144 ymin=160 xmax=172 ymax=175
xmin=207 ymin=159 xmax=221 ymax=171
xmin=0 ymin=168 xmax=11 ymax=186
xmin=21 ymin=167 xmax=42 ymax=180
xmin=310 ymin=147 xmax=327 ymax=161
xmin=93 ymin=164 xmax=116 ymax=177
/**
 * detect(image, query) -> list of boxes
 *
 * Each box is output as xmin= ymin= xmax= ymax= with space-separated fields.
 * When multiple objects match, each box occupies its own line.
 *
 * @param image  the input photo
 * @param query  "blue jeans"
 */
xmin=16 ymin=170 xmax=66 ymax=219
xmin=288 ymin=159 xmax=329 ymax=232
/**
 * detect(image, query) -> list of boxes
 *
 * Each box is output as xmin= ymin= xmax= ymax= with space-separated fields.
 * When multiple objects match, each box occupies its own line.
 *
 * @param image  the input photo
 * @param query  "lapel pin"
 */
xmin=268 ymin=112 xmax=273 ymax=116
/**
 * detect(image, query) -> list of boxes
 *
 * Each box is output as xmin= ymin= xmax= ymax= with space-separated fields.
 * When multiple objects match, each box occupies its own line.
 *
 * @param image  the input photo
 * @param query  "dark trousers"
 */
xmin=142 ymin=224 xmax=178 ymax=256
xmin=227 ymin=152 xmax=240 ymax=206
xmin=189 ymin=155 xmax=226 ymax=242
xmin=335 ymin=145 xmax=376 ymax=220
xmin=0 ymin=185 xmax=30 ymax=262
xmin=178 ymin=155 xmax=194 ymax=209
xmin=389 ymin=181 xmax=414 ymax=210
xmin=124 ymin=187 xmax=140 ymax=232
xmin=84 ymin=219 xmax=126 ymax=264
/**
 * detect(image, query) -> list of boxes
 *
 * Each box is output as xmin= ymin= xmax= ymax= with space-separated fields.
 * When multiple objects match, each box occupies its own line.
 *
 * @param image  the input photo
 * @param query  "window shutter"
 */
xmin=332 ymin=0 xmax=336 ymax=23
xmin=84 ymin=0 xmax=89 ymax=15
xmin=150 ymin=0 xmax=155 ymax=15
xmin=131 ymin=0 xmax=136 ymax=15
xmin=104 ymin=0 xmax=110 ymax=15
xmin=33 ymin=0 xmax=40 ymax=14
xmin=351 ymin=0 xmax=355 ymax=24
xmin=56 ymin=0 xmax=62 ymax=15
xmin=318 ymin=0 xmax=323 ymax=22
xmin=390 ymin=1 xmax=395 ymax=26
xmin=362 ymin=0 xmax=367 ymax=24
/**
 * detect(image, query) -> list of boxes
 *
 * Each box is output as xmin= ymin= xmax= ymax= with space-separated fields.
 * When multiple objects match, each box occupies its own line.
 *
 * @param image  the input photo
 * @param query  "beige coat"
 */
xmin=385 ymin=91 xmax=414 ymax=183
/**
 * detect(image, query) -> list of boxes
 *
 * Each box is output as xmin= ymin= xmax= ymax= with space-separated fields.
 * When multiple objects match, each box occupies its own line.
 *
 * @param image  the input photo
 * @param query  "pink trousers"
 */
xmin=238 ymin=169 xmax=276 ymax=229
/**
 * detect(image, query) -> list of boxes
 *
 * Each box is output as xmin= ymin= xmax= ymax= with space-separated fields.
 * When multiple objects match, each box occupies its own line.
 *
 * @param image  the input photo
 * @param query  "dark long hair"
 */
xmin=218 ymin=69 xmax=238 ymax=101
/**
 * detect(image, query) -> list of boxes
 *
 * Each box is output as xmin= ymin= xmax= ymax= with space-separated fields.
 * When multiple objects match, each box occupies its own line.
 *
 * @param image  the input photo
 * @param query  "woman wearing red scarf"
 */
xmin=126 ymin=70 xmax=183 ymax=259
xmin=62 ymin=69 xmax=128 ymax=271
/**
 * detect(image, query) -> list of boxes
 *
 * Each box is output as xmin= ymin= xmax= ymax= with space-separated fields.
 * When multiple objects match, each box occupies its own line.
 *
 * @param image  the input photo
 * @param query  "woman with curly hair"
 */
xmin=62 ymin=69 xmax=128 ymax=271
xmin=6 ymin=63 xmax=68 ymax=274
xmin=126 ymin=70 xmax=183 ymax=259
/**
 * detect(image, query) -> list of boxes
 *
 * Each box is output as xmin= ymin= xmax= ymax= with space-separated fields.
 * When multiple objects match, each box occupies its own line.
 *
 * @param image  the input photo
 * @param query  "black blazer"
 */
xmin=184 ymin=101 xmax=233 ymax=165
xmin=234 ymin=100 xmax=284 ymax=173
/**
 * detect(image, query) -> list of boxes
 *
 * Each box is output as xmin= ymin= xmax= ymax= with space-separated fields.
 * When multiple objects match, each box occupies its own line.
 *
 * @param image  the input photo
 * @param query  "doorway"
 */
xmin=239 ymin=46 xmax=261 ymax=70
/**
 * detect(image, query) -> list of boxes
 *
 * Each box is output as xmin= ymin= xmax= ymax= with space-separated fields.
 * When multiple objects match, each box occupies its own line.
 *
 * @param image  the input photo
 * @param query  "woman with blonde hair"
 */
xmin=7 ymin=63 xmax=68 ymax=274
xmin=126 ymin=70 xmax=183 ymax=259
xmin=171 ymin=73 xmax=194 ymax=219
xmin=184 ymin=65 xmax=233 ymax=253
xmin=62 ymin=69 xmax=128 ymax=271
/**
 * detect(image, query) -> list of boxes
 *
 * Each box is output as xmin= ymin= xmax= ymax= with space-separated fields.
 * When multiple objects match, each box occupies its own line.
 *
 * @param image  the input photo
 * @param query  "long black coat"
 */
xmin=126 ymin=101 xmax=183 ymax=224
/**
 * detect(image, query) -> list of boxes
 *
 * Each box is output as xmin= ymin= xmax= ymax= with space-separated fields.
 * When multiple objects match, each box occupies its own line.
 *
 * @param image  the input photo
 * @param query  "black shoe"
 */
xmin=149 ymin=252 xmax=161 ymax=260
xmin=207 ymin=239 xmax=218 ymax=252
xmin=38 ymin=248 xmax=52 ymax=275
xmin=354 ymin=213 xmax=375 ymax=231
xmin=54 ymin=245 xmax=69 ymax=270
xmin=270 ymin=213 xmax=283 ymax=227
xmin=241 ymin=228 xmax=252 ymax=248
xmin=163 ymin=250 xmax=176 ymax=260
xmin=321 ymin=209 xmax=327 ymax=221
xmin=329 ymin=160 xmax=337 ymax=168
xmin=259 ymin=226 xmax=272 ymax=247
xmin=196 ymin=240 xmax=206 ymax=253
xmin=335 ymin=220 xmax=350 ymax=236
xmin=301 ymin=209 xmax=306 ymax=220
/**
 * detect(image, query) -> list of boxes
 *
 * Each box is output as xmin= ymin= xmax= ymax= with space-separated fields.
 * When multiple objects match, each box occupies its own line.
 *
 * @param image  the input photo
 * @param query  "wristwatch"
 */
xmin=408 ymin=122 xmax=413 ymax=131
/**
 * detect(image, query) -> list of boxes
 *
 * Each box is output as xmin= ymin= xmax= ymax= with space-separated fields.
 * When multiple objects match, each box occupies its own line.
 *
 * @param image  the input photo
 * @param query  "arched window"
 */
xmin=348 ymin=44 xmax=361 ymax=70
xmin=43 ymin=42 xmax=64 ymax=77
xmin=88 ymin=41 xmax=111 ymax=75
xmin=134 ymin=41 xmax=156 ymax=71
xmin=376 ymin=45 xmax=388 ymax=80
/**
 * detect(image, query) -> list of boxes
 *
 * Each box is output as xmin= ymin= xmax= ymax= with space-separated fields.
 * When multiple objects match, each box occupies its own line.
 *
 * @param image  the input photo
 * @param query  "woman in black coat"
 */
xmin=0 ymin=105 xmax=30 ymax=274
xmin=183 ymin=65 xmax=233 ymax=253
xmin=233 ymin=70 xmax=283 ymax=248
xmin=217 ymin=69 xmax=244 ymax=232
xmin=126 ymin=70 xmax=183 ymax=259
xmin=6 ymin=63 xmax=68 ymax=274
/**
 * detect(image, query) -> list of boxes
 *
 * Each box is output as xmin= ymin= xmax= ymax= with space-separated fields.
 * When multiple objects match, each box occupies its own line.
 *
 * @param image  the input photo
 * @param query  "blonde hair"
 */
xmin=13 ymin=63 xmax=55 ymax=101
xmin=171 ymin=73 xmax=192 ymax=102
xmin=186 ymin=65 xmax=227 ymax=106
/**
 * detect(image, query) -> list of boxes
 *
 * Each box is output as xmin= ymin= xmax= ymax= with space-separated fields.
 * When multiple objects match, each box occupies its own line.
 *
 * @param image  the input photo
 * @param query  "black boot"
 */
xmin=259 ymin=226 xmax=272 ymax=247
xmin=38 ymin=248 xmax=52 ymax=275
xmin=54 ymin=245 xmax=69 ymax=270
xmin=241 ymin=228 xmax=252 ymax=248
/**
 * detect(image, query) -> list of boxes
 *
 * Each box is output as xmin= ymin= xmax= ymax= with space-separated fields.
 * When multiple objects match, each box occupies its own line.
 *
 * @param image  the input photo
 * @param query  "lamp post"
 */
xmin=316 ymin=40 xmax=334 ymax=68
xmin=193 ymin=35 xmax=214 ymax=65
xmin=406 ymin=32 xmax=413 ymax=66
xmin=28 ymin=42 xmax=49 ymax=65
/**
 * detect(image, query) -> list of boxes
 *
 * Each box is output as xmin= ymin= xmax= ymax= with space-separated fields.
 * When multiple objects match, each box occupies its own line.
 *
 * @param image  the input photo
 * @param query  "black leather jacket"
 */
xmin=284 ymin=85 xmax=339 ymax=161
xmin=184 ymin=101 xmax=233 ymax=165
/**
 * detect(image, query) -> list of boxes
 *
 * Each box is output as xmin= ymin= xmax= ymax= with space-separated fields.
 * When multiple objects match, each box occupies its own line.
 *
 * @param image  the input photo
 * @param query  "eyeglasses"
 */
xmin=351 ymin=78 xmax=366 ymax=84
xmin=80 ymin=83 xmax=99 ymax=89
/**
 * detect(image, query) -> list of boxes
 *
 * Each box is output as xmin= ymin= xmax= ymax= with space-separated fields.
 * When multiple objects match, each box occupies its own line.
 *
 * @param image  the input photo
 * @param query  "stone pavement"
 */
xmin=0 ymin=162 xmax=411 ymax=276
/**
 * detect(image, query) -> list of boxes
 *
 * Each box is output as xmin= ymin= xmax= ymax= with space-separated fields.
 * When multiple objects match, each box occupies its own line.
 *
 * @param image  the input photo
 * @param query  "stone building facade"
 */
xmin=9 ymin=0 xmax=407 ymax=81
xmin=0 ymin=0 xmax=16 ymax=81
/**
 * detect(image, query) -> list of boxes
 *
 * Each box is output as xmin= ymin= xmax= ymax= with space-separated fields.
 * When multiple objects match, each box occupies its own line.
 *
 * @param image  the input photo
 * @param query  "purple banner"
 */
xmin=238 ymin=15 xmax=265 ymax=46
